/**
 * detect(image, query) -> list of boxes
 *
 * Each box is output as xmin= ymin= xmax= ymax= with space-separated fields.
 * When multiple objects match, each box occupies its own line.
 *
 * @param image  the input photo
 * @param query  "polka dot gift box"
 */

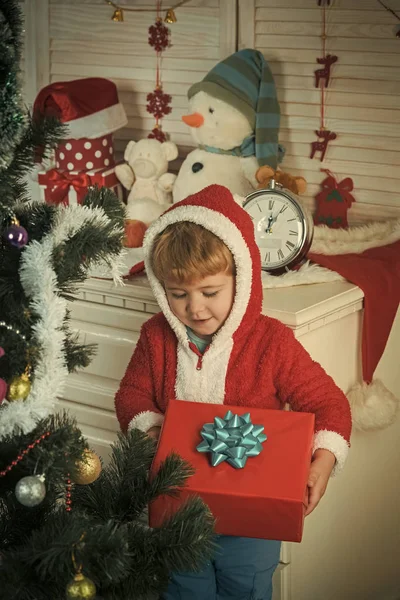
xmin=33 ymin=77 xmax=127 ymax=205
xmin=38 ymin=165 xmax=123 ymax=206
xmin=56 ymin=134 xmax=115 ymax=172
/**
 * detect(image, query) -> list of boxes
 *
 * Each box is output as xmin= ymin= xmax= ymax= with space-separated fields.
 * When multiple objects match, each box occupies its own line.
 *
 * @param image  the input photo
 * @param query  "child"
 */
xmin=115 ymin=184 xmax=352 ymax=600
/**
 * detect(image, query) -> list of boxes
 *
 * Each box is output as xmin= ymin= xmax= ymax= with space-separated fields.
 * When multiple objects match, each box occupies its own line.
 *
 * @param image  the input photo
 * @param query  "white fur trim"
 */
xmin=311 ymin=219 xmax=400 ymax=255
xmin=128 ymin=410 xmax=164 ymax=433
xmin=348 ymin=379 xmax=399 ymax=432
xmin=143 ymin=205 xmax=252 ymax=352
xmin=313 ymin=429 xmax=350 ymax=476
xmin=66 ymin=103 xmax=128 ymax=139
xmin=0 ymin=205 xmax=124 ymax=440
xmin=262 ymin=260 xmax=344 ymax=289
xmin=175 ymin=338 xmax=233 ymax=403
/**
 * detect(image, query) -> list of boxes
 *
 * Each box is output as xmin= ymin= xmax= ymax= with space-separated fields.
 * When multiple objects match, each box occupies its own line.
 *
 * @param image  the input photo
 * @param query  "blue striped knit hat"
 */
xmin=188 ymin=49 xmax=282 ymax=169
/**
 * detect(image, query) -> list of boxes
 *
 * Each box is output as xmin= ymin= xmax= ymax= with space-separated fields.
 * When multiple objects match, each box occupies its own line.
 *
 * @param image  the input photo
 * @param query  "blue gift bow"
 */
xmin=196 ymin=410 xmax=267 ymax=469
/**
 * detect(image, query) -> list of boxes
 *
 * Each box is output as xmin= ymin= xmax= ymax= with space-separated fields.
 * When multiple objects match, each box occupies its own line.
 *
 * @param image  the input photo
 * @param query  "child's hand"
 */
xmin=147 ymin=426 xmax=161 ymax=441
xmin=305 ymin=448 xmax=336 ymax=516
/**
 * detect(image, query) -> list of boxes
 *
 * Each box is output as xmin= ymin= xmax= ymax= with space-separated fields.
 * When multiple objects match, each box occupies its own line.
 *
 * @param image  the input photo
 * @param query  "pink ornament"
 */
xmin=310 ymin=129 xmax=337 ymax=162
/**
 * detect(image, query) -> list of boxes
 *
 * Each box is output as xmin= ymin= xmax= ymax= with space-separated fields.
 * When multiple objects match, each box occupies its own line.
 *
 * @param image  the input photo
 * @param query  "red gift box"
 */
xmin=38 ymin=165 xmax=122 ymax=206
xmin=149 ymin=400 xmax=315 ymax=542
xmin=55 ymin=133 xmax=116 ymax=172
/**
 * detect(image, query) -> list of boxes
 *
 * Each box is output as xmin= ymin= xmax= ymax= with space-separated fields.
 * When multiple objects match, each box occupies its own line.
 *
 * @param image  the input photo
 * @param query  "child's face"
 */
xmin=164 ymin=271 xmax=235 ymax=340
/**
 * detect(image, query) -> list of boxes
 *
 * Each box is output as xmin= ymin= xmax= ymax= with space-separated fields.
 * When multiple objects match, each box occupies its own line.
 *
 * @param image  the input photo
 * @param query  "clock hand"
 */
xmin=265 ymin=214 xmax=274 ymax=233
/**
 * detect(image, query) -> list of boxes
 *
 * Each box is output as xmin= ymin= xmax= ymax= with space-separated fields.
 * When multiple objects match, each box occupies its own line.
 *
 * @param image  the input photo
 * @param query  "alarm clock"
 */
xmin=243 ymin=179 xmax=314 ymax=273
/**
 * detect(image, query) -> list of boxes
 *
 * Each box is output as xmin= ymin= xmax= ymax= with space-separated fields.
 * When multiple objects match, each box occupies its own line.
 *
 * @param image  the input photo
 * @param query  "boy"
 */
xmin=115 ymin=184 xmax=352 ymax=600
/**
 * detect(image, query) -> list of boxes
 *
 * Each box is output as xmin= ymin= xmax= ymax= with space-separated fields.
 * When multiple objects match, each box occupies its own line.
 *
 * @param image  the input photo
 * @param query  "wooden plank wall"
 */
xmin=48 ymin=0 xmax=236 ymax=171
xmin=239 ymin=0 xmax=400 ymax=224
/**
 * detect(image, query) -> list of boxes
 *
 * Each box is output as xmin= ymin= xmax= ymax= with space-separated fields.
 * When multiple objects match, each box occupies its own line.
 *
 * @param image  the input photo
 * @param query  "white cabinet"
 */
xmin=62 ymin=276 xmax=400 ymax=600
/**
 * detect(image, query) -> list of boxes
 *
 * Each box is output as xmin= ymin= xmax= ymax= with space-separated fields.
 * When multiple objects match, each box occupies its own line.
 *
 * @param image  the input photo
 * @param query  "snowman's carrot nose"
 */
xmin=182 ymin=112 xmax=204 ymax=127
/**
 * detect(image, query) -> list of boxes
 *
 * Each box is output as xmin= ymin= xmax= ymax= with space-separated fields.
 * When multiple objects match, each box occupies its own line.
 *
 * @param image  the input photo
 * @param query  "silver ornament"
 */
xmin=15 ymin=474 xmax=46 ymax=507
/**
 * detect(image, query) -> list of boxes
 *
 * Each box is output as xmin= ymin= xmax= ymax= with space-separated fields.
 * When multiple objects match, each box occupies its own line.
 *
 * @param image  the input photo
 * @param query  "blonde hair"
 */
xmin=151 ymin=221 xmax=235 ymax=283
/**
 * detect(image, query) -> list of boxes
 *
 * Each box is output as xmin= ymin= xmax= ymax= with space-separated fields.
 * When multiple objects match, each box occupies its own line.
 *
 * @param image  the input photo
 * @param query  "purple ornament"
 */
xmin=0 ymin=348 xmax=6 ymax=404
xmin=2 ymin=224 xmax=29 ymax=248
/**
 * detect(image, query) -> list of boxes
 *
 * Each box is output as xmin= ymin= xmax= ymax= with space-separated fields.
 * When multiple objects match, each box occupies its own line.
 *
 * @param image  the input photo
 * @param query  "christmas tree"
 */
xmin=0 ymin=2 xmax=215 ymax=598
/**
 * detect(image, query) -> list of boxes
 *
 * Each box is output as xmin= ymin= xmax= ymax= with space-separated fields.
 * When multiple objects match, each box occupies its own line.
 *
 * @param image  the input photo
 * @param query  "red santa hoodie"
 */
xmin=115 ymin=185 xmax=351 ymax=474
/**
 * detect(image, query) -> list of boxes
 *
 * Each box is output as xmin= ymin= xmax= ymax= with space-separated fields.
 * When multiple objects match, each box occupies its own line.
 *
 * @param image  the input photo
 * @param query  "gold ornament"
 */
xmin=6 ymin=372 xmax=31 ymax=402
xmin=111 ymin=7 xmax=124 ymax=21
xmin=164 ymin=8 xmax=177 ymax=23
xmin=66 ymin=573 xmax=96 ymax=600
xmin=72 ymin=449 xmax=102 ymax=485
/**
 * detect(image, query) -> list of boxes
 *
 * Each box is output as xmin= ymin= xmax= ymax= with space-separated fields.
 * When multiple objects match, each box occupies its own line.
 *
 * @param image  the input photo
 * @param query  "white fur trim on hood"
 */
xmin=143 ymin=204 xmax=252 ymax=353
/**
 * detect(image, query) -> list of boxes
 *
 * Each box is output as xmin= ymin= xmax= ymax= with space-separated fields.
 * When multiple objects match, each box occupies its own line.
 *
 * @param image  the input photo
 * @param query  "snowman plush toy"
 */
xmin=173 ymin=48 xmax=285 ymax=203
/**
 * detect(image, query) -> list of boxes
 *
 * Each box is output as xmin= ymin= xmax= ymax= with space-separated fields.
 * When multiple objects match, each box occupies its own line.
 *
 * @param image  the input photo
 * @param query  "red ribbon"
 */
xmin=42 ymin=169 xmax=92 ymax=205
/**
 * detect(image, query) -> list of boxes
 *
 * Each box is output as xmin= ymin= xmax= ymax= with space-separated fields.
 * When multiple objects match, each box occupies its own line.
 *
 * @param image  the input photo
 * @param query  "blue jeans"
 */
xmin=161 ymin=536 xmax=281 ymax=600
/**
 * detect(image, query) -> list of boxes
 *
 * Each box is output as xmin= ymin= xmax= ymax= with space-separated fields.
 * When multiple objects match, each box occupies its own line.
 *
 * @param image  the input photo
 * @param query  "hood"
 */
xmin=143 ymin=184 xmax=262 ymax=350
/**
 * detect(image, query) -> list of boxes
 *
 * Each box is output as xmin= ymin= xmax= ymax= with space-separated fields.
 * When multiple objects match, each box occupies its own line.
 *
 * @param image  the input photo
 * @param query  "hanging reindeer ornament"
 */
xmin=315 ymin=54 xmax=338 ymax=88
xmin=310 ymin=130 xmax=337 ymax=162
xmin=310 ymin=2 xmax=338 ymax=162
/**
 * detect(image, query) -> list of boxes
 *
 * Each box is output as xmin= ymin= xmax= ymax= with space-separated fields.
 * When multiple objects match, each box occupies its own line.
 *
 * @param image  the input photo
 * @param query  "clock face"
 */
xmin=243 ymin=190 xmax=309 ymax=271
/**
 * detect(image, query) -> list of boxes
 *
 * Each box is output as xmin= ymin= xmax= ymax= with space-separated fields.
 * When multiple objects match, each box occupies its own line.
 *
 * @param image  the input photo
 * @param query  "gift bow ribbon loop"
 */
xmin=43 ymin=169 xmax=92 ymax=205
xmin=196 ymin=410 xmax=267 ymax=469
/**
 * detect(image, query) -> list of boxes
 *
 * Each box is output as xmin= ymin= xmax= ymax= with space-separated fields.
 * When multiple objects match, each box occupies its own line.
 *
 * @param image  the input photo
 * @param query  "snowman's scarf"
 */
xmin=198 ymin=136 xmax=285 ymax=163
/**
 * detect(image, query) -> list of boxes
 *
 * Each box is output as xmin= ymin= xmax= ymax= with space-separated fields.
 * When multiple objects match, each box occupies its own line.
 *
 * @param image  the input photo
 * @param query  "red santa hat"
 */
xmin=33 ymin=77 xmax=127 ymax=139
xmin=309 ymin=219 xmax=400 ymax=432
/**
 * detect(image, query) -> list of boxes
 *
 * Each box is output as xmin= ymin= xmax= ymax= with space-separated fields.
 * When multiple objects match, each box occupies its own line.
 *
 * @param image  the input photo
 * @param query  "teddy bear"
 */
xmin=256 ymin=165 xmax=307 ymax=195
xmin=116 ymin=137 xmax=178 ymax=247
xmin=173 ymin=49 xmax=285 ymax=204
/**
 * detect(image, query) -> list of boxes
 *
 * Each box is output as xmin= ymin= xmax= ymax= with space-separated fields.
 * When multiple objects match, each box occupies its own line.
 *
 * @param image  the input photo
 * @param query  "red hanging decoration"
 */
xmin=148 ymin=126 xmax=167 ymax=143
xmin=66 ymin=472 xmax=72 ymax=512
xmin=314 ymin=170 xmax=356 ymax=229
xmin=146 ymin=87 xmax=172 ymax=119
xmin=311 ymin=3 xmax=337 ymax=162
xmin=148 ymin=18 xmax=170 ymax=52
xmin=147 ymin=2 xmax=172 ymax=142
xmin=310 ymin=129 xmax=337 ymax=162
xmin=0 ymin=432 xmax=51 ymax=477
xmin=317 ymin=0 xmax=331 ymax=5
xmin=314 ymin=54 xmax=338 ymax=88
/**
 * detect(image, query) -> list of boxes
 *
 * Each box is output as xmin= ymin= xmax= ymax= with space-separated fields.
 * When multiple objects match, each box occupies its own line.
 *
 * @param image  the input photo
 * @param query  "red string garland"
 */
xmin=147 ymin=1 xmax=172 ymax=142
xmin=0 ymin=432 xmax=51 ymax=477
xmin=310 ymin=3 xmax=337 ymax=162
xmin=66 ymin=472 xmax=72 ymax=512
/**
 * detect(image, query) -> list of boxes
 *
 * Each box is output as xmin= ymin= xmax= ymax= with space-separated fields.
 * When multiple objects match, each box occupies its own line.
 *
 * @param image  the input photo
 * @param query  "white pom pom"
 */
xmin=348 ymin=379 xmax=399 ymax=432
